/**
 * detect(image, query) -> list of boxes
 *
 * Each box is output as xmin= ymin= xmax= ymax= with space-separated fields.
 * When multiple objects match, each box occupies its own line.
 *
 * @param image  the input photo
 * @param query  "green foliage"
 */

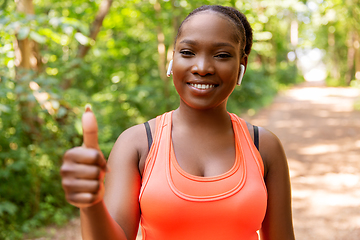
xmin=228 ymin=61 xmax=300 ymax=115
xmin=305 ymin=0 xmax=360 ymax=86
xmin=0 ymin=75 xmax=80 ymax=239
xmin=0 ymin=0 xmax=302 ymax=238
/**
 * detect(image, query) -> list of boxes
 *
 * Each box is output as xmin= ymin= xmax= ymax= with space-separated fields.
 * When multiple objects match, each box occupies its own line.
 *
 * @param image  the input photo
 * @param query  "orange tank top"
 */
xmin=139 ymin=111 xmax=267 ymax=240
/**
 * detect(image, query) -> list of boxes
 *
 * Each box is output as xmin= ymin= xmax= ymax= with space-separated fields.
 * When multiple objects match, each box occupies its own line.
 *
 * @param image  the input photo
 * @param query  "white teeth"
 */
xmin=189 ymin=83 xmax=215 ymax=90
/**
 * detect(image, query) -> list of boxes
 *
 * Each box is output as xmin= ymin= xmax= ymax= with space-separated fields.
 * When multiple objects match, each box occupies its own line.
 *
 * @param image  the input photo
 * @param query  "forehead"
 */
xmin=177 ymin=12 xmax=239 ymax=45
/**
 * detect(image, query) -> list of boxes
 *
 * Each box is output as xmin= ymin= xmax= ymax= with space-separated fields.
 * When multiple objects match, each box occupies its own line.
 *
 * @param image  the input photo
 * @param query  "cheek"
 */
xmin=172 ymin=75 xmax=184 ymax=98
xmin=172 ymin=60 xmax=189 ymax=86
xmin=171 ymin=67 xmax=182 ymax=94
xmin=221 ymin=64 xmax=239 ymax=84
xmin=172 ymin=58 xmax=187 ymax=75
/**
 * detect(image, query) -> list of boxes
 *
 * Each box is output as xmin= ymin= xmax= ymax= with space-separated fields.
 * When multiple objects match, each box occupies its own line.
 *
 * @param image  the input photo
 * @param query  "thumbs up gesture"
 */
xmin=61 ymin=105 xmax=108 ymax=208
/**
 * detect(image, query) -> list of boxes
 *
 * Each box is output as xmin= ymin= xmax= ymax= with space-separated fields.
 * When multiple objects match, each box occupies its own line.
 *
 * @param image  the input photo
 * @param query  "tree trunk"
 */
xmin=14 ymin=0 xmax=40 ymax=139
xmin=154 ymin=1 xmax=171 ymax=111
xmin=15 ymin=0 xmax=35 ymax=69
xmin=355 ymin=32 xmax=360 ymax=80
xmin=328 ymin=29 xmax=340 ymax=80
xmin=15 ymin=0 xmax=41 ymax=217
xmin=345 ymin=31 xmax=356 ymax=85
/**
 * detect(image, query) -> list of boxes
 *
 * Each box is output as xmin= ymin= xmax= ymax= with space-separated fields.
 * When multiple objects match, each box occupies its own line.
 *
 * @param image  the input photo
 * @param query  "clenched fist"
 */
xmin=61 ymin=106 xmax=108 ymax=208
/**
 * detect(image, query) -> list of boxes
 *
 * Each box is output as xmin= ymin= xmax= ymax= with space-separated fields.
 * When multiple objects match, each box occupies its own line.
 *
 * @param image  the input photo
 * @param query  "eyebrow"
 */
xmin=179 ymin=39 xmax=236 ymax=49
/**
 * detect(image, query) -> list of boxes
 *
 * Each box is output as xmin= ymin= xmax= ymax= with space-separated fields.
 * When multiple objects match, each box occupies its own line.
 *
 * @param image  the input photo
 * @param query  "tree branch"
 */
xmin=77 ymin=0 xmax=113 ymax=58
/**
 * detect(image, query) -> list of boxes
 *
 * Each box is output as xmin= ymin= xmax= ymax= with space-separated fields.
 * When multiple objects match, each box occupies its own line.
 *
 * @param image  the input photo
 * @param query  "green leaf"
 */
xmin=57 ymin=106 xmax=67 ymax=118
xmin=17 ymin=26 xmax=30 ymax=40
xmin=0 ymin=104 xmax=10 ymax=114
xmin=14 ymin=85 xmax=24 ymax=94
xmin=39 ymin=28 xmax=62 ymax=44
xmin=29 ymin=31 xmax=46 ymax=44
xmin=0 ymin=201 xmax=18 ymax=216
xmin=0 ymin=16 xmax=10 ymax=26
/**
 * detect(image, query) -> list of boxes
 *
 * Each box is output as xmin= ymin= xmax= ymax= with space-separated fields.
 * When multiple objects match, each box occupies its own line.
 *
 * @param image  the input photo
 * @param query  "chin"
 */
xmin=180 ymin=99 xmax=227 ymax=111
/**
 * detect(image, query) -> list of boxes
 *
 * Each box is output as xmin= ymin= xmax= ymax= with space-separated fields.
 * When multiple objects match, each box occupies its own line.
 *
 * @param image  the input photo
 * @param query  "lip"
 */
xmin=186 ymin=79 xmax=219 ymax=86
xmin=187 ymin=79 xmax=218 ymax=85
xmin=187 ymin=82 xmax=219 ymax=92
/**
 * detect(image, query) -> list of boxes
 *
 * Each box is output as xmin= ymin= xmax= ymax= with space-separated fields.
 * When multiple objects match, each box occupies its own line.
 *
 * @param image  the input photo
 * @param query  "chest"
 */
xmin=171 ymin=128 xmax=236 ymax=177
xmin=139 ymin=114 xmax=267 ymax=239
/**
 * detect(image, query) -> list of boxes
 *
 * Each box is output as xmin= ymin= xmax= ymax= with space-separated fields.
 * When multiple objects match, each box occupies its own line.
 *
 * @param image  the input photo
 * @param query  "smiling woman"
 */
xmin=60 ymin=5 xmax=295 ymax=240
xmin=172 ymin=13 xmax=241 ymax=110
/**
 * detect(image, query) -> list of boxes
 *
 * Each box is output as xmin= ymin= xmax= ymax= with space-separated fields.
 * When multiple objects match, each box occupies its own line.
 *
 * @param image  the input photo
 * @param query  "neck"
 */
xmin=173 ymin=100 xmax=232 ymax=130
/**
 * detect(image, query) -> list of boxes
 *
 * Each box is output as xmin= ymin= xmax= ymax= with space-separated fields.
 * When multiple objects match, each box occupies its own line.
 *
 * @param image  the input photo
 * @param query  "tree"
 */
xmin=309 ymin=0 xmax=360 ymax=85
xmin=0 ymin=0 xmax=305 ymax=238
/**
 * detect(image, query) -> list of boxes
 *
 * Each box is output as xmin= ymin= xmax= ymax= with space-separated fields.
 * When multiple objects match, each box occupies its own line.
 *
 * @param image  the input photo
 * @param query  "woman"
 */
xmin=61 ymin=5 xmax=295 ymax=240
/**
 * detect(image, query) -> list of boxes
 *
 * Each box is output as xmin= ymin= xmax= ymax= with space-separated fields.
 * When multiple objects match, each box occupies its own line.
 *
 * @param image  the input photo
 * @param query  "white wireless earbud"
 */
xmin=166 ymin=60 xmax=173 ymax=77
xmin=237 ymin=64 xmax=245 ymax=85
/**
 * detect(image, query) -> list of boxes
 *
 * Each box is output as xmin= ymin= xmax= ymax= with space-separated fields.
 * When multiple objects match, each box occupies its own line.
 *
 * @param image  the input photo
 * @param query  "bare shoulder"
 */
xmin=245 ymin=121 xmax=287 ymax=178
xmin=257 ymin=127 xmax=287 ymax=172
xmin=257 ymin=127 xmax=287 ymax=178
xmin=107 ymin=118 xmax=156 ymax=174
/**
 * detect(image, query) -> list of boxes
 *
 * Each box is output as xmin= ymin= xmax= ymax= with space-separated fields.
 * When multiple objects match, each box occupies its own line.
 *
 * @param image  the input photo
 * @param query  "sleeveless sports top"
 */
xmin=139 ymin=111 xmax=267 ymax=240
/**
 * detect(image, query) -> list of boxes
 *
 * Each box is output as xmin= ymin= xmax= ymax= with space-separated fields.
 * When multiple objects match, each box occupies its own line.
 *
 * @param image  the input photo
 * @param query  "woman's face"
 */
xmin=173 ymin=12 xmax=243 ymax=111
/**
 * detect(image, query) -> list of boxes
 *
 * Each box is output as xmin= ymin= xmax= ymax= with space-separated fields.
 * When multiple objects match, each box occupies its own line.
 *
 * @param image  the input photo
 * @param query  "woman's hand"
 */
xmin=61 ymin=106 xmax=108 ymax=208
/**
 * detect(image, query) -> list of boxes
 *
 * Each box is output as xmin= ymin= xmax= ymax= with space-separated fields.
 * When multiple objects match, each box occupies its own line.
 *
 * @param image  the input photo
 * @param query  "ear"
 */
xmin=237 ymin=64 xmax=245 ymax=85
xmin=167 ymin=59 xmax=173 ymax=77
xmin=237 ymin=55 xmax=248 ymax=85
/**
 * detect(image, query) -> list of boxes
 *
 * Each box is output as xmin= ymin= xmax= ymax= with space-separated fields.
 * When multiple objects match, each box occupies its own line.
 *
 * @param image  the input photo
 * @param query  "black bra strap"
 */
xmin=145 ymin=121 xmax=258 ymax=152
xmin=253 ymin=125 xmax=259 ymax=151
xmin=144 ymin=122 xmax=153 ymax=151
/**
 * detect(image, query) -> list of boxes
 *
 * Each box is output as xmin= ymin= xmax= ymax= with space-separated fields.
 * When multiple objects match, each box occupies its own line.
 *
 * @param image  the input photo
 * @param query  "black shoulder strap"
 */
xmin=144 ymin=122 xmax=153 ymax=151
xmin=146 ymin=121 xmax=257 ymax=151
xmin=253 ymin=125 xmax=259 ymax=151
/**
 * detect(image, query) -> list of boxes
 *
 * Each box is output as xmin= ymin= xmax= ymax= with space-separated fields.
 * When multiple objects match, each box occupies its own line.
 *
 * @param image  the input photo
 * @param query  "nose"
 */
xmin=191 ymin=55 xmax=215 ymax=76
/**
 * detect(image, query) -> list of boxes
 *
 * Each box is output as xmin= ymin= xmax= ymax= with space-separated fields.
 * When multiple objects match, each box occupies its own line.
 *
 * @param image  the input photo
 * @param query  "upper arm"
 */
xmin=258 ymin=127 xmax=295 ymax=240
xmin=103 ymin=124 xmax=148 ymax=240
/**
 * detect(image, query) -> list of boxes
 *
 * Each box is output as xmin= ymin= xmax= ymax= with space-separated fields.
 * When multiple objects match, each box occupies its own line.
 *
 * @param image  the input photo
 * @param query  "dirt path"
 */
xmin=244 ymin=81 xmax=360 ymax=239
xmin=29 ymin=82 xmax=360 ymax=240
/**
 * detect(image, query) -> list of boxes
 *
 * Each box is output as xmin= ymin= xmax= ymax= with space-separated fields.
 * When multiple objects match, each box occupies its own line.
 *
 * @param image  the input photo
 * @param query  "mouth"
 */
xmin=187 ymin=83 xmax=217 ymax=90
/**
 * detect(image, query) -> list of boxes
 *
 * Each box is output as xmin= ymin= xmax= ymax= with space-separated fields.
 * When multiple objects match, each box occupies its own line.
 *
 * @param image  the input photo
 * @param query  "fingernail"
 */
xmin=85 ymin=104 xmax=92 ymax=112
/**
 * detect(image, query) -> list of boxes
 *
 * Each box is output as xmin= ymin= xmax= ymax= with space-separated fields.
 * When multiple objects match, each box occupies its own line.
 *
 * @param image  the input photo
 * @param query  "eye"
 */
xmin=180 ymin=50 xmax=195 ymax=57
xmin=215 ymin=53 xmax=232 ymax=59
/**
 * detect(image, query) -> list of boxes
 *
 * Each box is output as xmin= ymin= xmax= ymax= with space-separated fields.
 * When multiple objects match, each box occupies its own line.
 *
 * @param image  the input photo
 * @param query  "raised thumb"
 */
xmin=82 ymin=105 xmax=100 ymax=150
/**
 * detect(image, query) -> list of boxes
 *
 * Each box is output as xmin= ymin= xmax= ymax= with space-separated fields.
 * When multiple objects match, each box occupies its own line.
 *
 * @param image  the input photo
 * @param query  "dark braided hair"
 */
xmin=175 ymin=5 xmax=253 ymax=57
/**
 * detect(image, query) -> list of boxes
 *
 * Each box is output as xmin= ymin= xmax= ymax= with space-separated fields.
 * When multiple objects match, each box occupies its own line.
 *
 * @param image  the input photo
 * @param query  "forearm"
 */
xmin=80 ymin=200 xmax=128 ymax=240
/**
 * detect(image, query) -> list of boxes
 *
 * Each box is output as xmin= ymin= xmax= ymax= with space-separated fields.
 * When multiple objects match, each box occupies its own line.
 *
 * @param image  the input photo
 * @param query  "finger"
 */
xmin=63 ymin=147 xmax=107 ymax=169
xmin=62 ymin=178 xmax=101 ymax=193
xmin=67 ymin=192 xmax=97 ymax=205
xmin=82 ymin=104 xmax=99 ymax=151
xmin=66 ymin=186 xmax=105 ymax=208
xmin=60 ymin=161 xmax=103 ymax=180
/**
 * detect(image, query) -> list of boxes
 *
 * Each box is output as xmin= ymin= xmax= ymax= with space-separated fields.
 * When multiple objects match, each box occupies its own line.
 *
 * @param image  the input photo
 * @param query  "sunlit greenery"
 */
xmin=0 ymin=0 xmax=359 ymax=239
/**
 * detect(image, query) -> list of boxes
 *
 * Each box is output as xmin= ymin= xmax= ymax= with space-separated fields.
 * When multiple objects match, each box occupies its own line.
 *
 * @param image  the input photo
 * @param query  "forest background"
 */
xmin=0 ymin=0 xmax=359 ymax=239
